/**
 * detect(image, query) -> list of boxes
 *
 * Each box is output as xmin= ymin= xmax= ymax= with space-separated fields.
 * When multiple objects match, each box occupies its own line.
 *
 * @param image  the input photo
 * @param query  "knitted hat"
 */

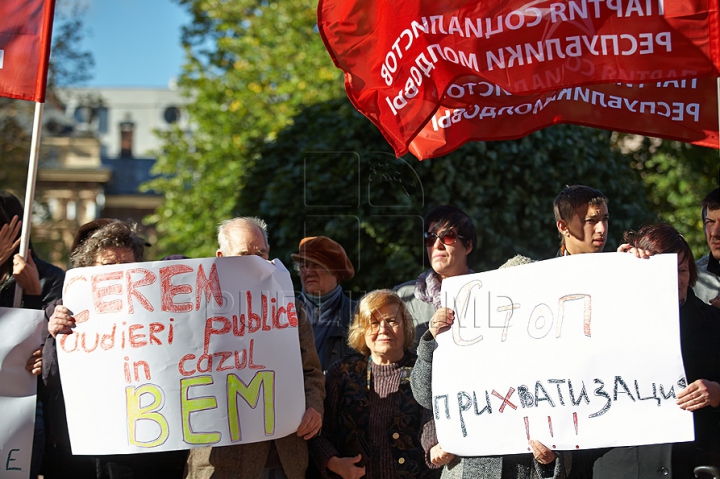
xmin=291 ymin=236 xmax=354 ymax=281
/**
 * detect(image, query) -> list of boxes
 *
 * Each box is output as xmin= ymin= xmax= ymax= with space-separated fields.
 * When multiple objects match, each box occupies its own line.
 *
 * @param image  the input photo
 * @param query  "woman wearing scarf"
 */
xmin=394 ymin=205 xmax=476 ymax=345
xmin=292 ymin=236 xmax=357 ymax=372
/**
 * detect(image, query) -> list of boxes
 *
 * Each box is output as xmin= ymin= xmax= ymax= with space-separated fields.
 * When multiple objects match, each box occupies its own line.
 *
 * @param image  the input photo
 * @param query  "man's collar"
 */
xmin=708 ymin=254 xmax=720 ymax=276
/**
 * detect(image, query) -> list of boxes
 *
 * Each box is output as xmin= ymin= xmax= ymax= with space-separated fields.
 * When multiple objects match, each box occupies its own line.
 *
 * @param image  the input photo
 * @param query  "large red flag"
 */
xmin=409 ymin=76 xmax=718 ymax=159
xmin=318 ymin=0 xmax=720 ymax=157
xmin=0 ymin=0 xmax=56 ymax=102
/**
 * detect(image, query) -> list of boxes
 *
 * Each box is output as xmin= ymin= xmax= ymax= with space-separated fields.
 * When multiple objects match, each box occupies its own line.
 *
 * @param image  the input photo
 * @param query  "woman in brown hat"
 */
xmin=292 ymin=236 xmax=357 ymax=372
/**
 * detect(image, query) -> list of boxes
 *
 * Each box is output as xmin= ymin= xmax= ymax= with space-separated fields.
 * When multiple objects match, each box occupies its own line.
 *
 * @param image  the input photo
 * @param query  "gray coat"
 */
xmin=394 ymin=280 xmax=437 ymax=345
xmin=410 ymin=331 xmax=570 ymax=479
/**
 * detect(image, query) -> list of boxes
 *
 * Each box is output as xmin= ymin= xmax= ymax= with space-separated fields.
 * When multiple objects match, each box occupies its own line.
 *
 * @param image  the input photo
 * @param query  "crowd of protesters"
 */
xmin=1 ymin=185 xmax=720 ymax=479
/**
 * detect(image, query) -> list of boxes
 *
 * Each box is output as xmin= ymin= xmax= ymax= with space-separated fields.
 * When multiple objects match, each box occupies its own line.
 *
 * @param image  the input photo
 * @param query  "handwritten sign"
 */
xmin=59 ymin=256 xmax=306 ymax=455
xmin=433 ymin=253 xmax=693 ymax=456
xmin=0 ymin=307 xmax=44 ymax=478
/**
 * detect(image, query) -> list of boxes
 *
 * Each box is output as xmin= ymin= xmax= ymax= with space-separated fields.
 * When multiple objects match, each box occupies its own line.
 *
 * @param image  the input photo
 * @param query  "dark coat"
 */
xmin=311 ymin=352 xmax=439 ymax=479
xmin=0 ymin=256 xmax=64 ymax=310
xmin=41 ymin=299 xmax=188 ymax=479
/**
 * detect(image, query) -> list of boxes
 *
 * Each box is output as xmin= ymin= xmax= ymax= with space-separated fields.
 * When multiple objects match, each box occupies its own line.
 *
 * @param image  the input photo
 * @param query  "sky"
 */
xmin=73 ymin=0 xmax=191 ymax=88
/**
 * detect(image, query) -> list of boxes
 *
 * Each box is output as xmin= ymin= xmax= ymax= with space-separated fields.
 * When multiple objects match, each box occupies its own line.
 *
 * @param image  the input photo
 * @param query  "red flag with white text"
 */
xmin=0 ymin=0 xmax=56 ymax=102
xmin=318 ymin=0 xmax=720 ymax=158
xmin=409 ymin=77 xmax=718 ymax=160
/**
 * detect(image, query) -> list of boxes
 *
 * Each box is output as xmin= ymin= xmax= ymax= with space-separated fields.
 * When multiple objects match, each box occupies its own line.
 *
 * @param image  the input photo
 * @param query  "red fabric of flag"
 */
xmin=318 ymin=0 xmax=720 ymax=157
xmin=0 ymin=0 xmax=56 ymax=102
xmin=408 ymin=76 xmax=719 ymax=160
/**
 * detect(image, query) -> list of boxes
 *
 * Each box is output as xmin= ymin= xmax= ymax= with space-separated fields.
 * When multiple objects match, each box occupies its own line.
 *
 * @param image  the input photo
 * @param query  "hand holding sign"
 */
xmin=429 ymin=307 xmax=454 ymax=338
xmin=676 ymin=379 xmax=720 ymax=412
xmin=48 ymin=304 xmax=76 ymax=338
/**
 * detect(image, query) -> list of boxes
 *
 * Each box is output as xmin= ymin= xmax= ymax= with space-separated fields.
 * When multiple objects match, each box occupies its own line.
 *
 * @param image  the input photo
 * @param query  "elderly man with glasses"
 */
xmin=292 ymin=236 xmax=357 ymax=372
xmin=393 ymin=205 xmax=477 ymax=344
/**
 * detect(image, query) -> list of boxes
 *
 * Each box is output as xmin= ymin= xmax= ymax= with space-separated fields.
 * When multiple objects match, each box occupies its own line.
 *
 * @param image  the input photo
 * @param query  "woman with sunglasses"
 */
xmin=394 ymin=205 xmax=477 ymax=345
xmin=409 ymin=255 xmax=570 ymax=479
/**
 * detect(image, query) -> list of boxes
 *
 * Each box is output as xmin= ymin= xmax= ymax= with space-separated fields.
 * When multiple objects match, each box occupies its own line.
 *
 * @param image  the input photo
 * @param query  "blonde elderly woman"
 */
xmin=310 ymin=290 xmax=440 ymax=479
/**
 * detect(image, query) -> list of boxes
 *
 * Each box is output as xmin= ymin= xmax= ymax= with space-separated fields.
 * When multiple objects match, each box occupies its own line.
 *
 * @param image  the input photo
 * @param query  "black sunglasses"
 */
xmin=424 ymin=230 xmax=464 ymax=247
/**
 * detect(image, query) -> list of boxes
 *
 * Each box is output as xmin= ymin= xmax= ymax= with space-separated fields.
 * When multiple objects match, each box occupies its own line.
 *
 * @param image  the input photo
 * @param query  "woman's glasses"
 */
xmin=424 ymin=230 xmax=464 ymax=247
xmin=368 ymin=318 xmax=401 ymax=332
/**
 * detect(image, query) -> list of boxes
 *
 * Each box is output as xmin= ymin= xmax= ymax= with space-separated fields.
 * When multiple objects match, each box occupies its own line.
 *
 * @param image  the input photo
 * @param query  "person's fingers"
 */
xmin=529 ymin=439 xmax=556 ymax=464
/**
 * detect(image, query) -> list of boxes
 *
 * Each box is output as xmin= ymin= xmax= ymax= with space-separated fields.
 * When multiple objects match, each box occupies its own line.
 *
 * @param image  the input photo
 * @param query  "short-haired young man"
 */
xmin=554 ymin=186 xmax=673 ymax=477
xmin=694 ymin=188 xmax=720 ymax=306
xmin=553 ymin=185 xmax=609 ymax=256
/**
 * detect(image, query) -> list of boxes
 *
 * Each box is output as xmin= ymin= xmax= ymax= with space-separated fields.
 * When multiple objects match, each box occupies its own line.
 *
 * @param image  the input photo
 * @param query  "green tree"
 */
xmin=145 ymin=0 xmax=344 ymax=258
xmin=236 ymin=97 xmax=656 ymax=293
xmin=0 ymin=105 xmax=33 ymax=191
xmin=625 ymin=138 xmax=719 ymax=260
xmin=48 ymin=1 xmax=95 ymax=89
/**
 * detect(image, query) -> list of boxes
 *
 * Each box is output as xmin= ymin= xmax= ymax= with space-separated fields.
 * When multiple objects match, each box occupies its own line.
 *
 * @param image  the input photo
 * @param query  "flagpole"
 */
xmin=13 ymin=101 xmax=45 ymax=308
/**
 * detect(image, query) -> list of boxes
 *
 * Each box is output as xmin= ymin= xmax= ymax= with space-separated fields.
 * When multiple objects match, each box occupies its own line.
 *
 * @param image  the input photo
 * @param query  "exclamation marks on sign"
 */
xmin=525 ymin=416 xmax=566 ymax=450
xmin=547 ymin=416 xmax=553 ymax=437
xmin=573 ymin=412 xmax=579 ymax=449
xmin=524 ymin=416 xmax=530 ymax=451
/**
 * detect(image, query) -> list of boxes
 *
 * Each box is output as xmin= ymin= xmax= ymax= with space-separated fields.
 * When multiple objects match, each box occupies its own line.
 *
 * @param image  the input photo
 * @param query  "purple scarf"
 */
xmin=414 ymin=268 xmax=475 ymax=310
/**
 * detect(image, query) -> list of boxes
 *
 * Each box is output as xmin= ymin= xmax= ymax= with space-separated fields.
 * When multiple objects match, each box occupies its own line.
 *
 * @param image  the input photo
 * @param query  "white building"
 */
xmin=55 ymin=86 xmax=189 ymax=158
xmin=33 ymin=86 xmax=189 ymax=265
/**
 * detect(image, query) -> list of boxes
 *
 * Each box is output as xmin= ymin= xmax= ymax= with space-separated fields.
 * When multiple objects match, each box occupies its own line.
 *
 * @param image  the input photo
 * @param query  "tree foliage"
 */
xmin=0 ymin=103 xmax=33 ymax=189
xmin=626 ymin=137 xmax=719 ymax=260
xmin=47 ymin=1 xmax=95 ymax=89
xmin=236 ymin=97 xmax=656 ymax=293
xmin=145 ymin=0 xmax=344 ymax=258
xmin=149 ymin=0 xmax=714 ymax=279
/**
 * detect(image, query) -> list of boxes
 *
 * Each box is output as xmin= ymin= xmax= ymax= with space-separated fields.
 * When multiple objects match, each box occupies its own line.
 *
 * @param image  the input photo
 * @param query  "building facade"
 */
xmin=32 ymin=87 xmax=187 ymax=266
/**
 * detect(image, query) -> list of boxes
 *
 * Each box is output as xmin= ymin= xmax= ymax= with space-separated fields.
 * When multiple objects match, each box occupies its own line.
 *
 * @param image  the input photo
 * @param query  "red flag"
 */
xmin=409 ymin=76 xmax=718 ymax=160
xmin=318 ymin=0 xmax=720 ymax=157
xmin=0 ymin=0 xmax=56 ymax=102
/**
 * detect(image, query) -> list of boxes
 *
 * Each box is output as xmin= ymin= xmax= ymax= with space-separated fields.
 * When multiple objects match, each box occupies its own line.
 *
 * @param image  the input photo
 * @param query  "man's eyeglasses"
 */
xmin=237 ymin=248 xmax=269 ymax=259
xmin=424 ymin=230 xmax=464 ymax=247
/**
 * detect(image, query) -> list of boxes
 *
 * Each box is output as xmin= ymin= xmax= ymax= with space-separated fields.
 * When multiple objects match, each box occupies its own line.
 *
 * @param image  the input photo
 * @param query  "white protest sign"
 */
xmin=0 ymin=307 xmax=44 ymax=478
xmin=59 ymin=256 xmax=306 ymax=455
xmin=433 ymin=253 xmax=693 ymax=456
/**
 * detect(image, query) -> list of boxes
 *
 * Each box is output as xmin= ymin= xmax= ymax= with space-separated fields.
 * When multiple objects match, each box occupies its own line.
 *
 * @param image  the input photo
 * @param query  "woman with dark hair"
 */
xmin=42 ymin=219 xmax=186 ymax=479
xmin=310 ymin=290 xmax=440 ymax=479
xmin=394 ymin=205 xmax=477 ymax=344
xmin=0 ymin=190 xmax=65 ymax=310
xmin=622 ymin=223 xmax=720 ymax=478
xmin=410 ymin=257 xmax=570 ymax=479
xmin=0 ymin=190 xmax=65 ymax=479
